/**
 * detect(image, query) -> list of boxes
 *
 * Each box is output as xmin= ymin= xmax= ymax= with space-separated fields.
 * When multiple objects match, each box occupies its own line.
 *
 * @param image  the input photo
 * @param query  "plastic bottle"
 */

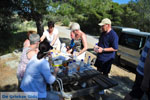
xmin=61 ymin=43 xmax=67 ymax=53
xmin=87 ymin=56 xmax=91 ymax=66
xmin=79 ymin=59 xmax=85 ymax=73
xmin=68 ymin=61 xmax=73 ymax=76
xmin=51 ymin=52 xmax=55 ymax=58
xmin=94 ymin=43 xmax=99 ymax=52
xmin=72 ymin=60 xmax=77 ymax=73
xmin=73 ymin=49 xmax=77 ymax=60
xmin=86 ymin=56 xmax=92 ymax=70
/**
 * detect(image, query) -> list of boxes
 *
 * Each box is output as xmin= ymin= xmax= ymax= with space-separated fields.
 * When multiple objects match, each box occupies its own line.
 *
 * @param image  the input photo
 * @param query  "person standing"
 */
xmin=124 ymin=37 xmax=150 ymax=100
xmin=94 ymin=18 xmax=118 ymax=76
xmin=40 ymin=21 xmax=61 ymax=51
xmin=68 ymin=22 xmax=88 ymax=60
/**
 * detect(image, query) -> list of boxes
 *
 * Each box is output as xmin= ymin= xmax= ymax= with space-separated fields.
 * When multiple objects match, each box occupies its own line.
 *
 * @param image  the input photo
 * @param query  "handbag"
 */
xmin=46 ymin=78 xmax=72 ymax=100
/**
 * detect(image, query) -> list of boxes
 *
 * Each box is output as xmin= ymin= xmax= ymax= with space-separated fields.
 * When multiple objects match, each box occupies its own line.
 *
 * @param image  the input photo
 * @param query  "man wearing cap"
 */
xmin=94 ymin=18 xmax=118 ymax=77
xmin=17 ymin=33 xmax=40 ymax=91
xmin=69 ymin=22 xmax=88 ymax=60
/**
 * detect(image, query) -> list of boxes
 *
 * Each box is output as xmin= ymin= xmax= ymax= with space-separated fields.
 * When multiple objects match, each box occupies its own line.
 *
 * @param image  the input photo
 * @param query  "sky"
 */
xmin=112 ymin=0 xmax=132 ymax=4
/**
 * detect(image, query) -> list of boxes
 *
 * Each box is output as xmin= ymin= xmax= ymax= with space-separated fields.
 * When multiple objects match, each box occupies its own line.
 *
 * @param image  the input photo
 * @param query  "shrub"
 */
xmin=62 ymin=17 xmax=70 ymax=26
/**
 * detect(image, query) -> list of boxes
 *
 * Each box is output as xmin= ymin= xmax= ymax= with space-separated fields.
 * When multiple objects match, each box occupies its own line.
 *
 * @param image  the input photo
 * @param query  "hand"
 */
xmin=66 ymin=46 xmax=70 ymax=50
xmin=76 ymin=52 xmax=79 ymax=56
xmin=54 ymin=67 xmax=59 ymax=73
xmin=141 ymin=78 xmax=149 ymax=92
xmin=72 ymin=51 xmax=79 ymax=57
xmin=97 ymin=47 xmax=103 ymax=53
xmin=67 ymin=49 xmax=72 ymax=54
xmin=53 ymin=67 xmax=59 ymax=77
xmin=94 ymin=47 xmax=98 ymax=53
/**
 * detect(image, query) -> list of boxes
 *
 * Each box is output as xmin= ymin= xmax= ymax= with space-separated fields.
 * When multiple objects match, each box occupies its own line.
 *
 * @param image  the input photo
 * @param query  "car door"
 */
xmin=118 ymin=32 xmax=146 ymax=68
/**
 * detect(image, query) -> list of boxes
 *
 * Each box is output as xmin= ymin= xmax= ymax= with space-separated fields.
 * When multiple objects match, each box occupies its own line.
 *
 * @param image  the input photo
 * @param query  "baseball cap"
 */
xmin=98 ymin=18 xmax=111 ymax=26
xmin=70 ymin=23 xmax=80 ymax=31
xmin=29 ymin=34 xmax=40 ymax=44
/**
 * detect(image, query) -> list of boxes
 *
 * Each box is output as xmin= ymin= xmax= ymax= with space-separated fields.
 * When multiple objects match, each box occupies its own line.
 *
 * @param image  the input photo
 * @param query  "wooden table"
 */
xmin=48 ymin=50 xmax=118 ymax=100
xmin=52 ymin=68 xmax=118 ymax=100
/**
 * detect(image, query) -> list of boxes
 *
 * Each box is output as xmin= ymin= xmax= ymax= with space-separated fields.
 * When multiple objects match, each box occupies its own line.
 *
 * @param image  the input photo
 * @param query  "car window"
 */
xmin=119 ymin=33 xmax=146 ymax=50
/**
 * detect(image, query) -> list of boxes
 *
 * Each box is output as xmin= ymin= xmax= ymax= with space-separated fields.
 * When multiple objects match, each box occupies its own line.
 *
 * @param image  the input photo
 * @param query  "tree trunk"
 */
xmin=35 ymin=16 xmax=44 ymax=37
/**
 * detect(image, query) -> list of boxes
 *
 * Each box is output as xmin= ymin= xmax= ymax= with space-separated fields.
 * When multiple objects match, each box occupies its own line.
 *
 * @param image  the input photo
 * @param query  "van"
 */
xmin=112 ymin=26 xmax=150 ymax=68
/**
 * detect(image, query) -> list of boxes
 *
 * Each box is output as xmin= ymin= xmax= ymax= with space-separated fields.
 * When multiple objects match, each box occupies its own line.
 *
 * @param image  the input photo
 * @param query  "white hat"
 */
xmin=98 ymin=18 xmax=111 ymax=26
xmin=70 ymin=23 xmax=80 ymax=31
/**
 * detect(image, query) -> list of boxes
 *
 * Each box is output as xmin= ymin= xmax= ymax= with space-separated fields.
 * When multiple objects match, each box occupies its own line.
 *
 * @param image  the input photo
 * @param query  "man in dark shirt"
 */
xmin=94 ymin=18 xmax=119 ymax=76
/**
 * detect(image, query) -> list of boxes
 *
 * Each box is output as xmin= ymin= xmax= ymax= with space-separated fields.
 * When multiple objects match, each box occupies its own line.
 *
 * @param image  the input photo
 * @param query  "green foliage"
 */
xmin=0 ymin=31 xmax=27 ymax=56
xmin=134 ymin=0 xmax=150 ymax=32
xmin=119 ymin=0 xmax=150 ymax=32
xmin=56 ymin=3 xmax=75 ymax=16
xmin=120 ymin=5 xmax=139 ymax=28
xmin=109 ymin=2 xmax=123 ymax=26
xmin=0 ymin=0 xmax=15 ymax=39
xmin=1 ymin=0 xmax=150 ymax=56
xmin=62 ymin=17 xmax=70 ymax=26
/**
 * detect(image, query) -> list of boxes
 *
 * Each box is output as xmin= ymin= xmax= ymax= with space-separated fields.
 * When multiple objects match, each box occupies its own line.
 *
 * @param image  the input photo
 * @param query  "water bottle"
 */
xmin=79 ymin=59 xmax=85 ymax=73
xmin=68 ymin=61 xmax=73 ymax=76
xmin=94 ymin=43 xmax=99 ymax=52
xmin=61 ymin=43 xmax=67 ymax=53
xmin=87 ymin=56 xmax=91 ymax=66
xmin=51 ymin=52 xmax=55 ymax=58
xmin=73 ymin=49 xmax=77 ymax=60
xmin=86 ymin=56 xmax=92 ymax=69
xmin=72 ymin=60 xmax=77 ymax=73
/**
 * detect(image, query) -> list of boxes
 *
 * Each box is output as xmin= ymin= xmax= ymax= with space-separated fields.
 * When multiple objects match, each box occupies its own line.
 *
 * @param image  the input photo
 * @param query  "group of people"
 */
xmin=16 ymin=20 xmax=88 ymax=100
xmin=17 ymin=18 xmax=150 ymax=100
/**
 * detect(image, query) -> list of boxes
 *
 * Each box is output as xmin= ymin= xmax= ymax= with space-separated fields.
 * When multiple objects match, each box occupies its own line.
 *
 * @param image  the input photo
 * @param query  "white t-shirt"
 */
xmin=43 ymin=28 xmax=61 ymax=47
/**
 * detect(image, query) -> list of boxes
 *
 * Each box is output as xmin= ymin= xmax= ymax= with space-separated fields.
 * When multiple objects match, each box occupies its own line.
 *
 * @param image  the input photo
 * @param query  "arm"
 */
xmin=67 ymin=48 xmax=73 ymax=54
xmin=40 ymin=60 xmax=56 ymax=84
xmin=50 ymin=34 xmax=58 ymax=46
xmin=40 ymin=34 xmax=46 ymax=42
xmin=141 ymin=48 xmax=150 ymax=92
xmin=77 ymin=33 xmax=87 ymax=56
xmin=97 ymin=47 xmax=117 ymax=53
xmin=23 ymin=39 xmax=30 ymax=48
xmin=97 ymin=33 xmax=118 ymax=53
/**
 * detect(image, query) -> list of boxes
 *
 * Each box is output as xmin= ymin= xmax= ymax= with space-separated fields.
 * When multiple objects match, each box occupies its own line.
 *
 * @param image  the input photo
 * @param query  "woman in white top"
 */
xmin=40 ymin=21 xmax=61 ymax=51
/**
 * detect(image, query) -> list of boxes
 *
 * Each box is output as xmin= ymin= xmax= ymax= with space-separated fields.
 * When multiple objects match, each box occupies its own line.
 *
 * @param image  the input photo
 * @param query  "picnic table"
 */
xmin=48 ymin=50 xmax=118 ymax=100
